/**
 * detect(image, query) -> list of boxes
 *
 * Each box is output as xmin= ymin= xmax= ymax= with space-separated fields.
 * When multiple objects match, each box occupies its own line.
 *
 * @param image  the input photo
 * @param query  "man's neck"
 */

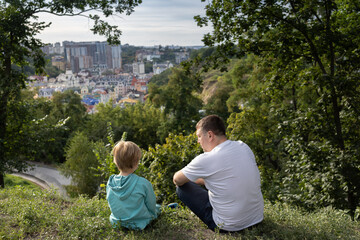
xmin=209 ymin=136 xmax=227 ymax=151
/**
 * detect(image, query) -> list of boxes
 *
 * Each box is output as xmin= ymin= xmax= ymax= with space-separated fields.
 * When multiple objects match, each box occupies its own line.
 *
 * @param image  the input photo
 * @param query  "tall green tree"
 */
xmin=61 ymin=132 xmax=101 ymax=197
xmin=148 ymin=67 xmax=203 ymax=134
xmin=196 ymin=0 xmax=360 ymax=216
xmin=0 ymin=0 xmax=142 ymax=188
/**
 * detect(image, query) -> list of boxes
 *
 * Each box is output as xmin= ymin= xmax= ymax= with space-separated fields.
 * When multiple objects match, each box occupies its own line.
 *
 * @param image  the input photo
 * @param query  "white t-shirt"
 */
xmin=182 ymin=140 xmax=264 ymax=231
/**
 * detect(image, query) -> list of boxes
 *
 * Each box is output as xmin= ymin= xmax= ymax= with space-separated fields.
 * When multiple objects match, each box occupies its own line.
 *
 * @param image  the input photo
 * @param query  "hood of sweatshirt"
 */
xmin=107 ymin=174 xmax=139 ymax=200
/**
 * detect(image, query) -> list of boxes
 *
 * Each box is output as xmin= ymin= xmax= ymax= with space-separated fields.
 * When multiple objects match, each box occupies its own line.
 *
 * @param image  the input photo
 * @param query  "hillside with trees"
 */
xmin=1 ymin=0 xmax=360 ymax=237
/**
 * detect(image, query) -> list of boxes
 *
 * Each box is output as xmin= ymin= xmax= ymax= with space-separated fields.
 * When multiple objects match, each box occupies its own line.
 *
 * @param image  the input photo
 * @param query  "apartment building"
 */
xmin=63 ymin=41 xmax=122 ymax=73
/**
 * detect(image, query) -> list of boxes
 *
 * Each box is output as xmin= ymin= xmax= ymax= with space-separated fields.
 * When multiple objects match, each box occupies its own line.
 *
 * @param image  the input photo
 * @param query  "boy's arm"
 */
xmin=144 ymin=181 xmax=157 ymax=216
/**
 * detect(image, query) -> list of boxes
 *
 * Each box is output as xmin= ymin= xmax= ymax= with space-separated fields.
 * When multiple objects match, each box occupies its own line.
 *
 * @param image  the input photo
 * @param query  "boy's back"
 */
xmin=106 ymin=173 xmax=160 ymax=230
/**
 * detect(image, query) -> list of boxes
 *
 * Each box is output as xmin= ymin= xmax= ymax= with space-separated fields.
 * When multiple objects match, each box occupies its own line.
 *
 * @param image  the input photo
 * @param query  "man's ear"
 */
xmin=208 ymin=131 xmax=214 ymax=140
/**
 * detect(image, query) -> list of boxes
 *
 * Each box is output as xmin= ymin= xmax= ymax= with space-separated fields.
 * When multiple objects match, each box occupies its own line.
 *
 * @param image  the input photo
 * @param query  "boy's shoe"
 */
xmin=167 ymin=203 xmax=178 ymax=209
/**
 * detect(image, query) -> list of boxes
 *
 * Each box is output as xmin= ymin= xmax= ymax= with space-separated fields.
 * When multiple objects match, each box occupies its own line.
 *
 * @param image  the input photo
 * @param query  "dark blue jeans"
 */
xmin=176 ymin=182 xmax=218 ymax=231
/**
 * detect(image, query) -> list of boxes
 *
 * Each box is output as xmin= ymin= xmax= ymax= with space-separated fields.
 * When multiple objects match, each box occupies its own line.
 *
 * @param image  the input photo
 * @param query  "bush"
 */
xmin=61 ymin=132 xmax=101 ymax=197
xmin=141 ymin=133 xmax=202 ymax=203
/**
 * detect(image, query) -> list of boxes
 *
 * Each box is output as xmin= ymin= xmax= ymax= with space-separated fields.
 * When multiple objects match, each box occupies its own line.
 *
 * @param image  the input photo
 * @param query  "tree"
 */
xmin=0 ymin=0 xmax=142 ymax=188
xmin=196 ymin=0 xmax=360 ymax=216
xmin=121 ymin=45 xmax=140 ymax=65
xmin=61 ymin=132 xmax=101 ymax=197
xmin=148 ymin=68 xmax=172 ymax=86
xmin=148 ymin=67 xmax=203 ymax=134
xmin=84 ymin=101 xmax=167 ymax=148
xmin=51 ymin=90 xmax=87 ymax=133
xmin=5 ymin=89 xmax=70 ymax=165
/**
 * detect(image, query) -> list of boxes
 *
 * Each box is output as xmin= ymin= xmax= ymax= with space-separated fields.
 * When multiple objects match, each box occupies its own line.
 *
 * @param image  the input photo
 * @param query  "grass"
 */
xmin=1 ymin=175 xmax=360 ymax=239
xmin=4 ymin=175 xmax=41 ymax=190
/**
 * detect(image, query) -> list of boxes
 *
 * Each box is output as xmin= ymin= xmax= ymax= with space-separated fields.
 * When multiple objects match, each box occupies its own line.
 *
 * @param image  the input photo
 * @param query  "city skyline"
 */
xmin=36 ymin=0 xmax=211 ymax=47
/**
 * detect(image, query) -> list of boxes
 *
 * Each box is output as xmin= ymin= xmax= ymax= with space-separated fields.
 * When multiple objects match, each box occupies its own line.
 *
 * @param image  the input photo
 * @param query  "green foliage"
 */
xmin=141 ymin=133 xmax=202 ymax=203
xmin=51 ymin=90 xmax=87 ymax=133
xmin=4 ymin=89 xmax=87 ymax=165
xmin=144 ymin=60 xmax=153 ymax=73
xmin=44 ymin=58 xmax=62 ymax=78
xmin=61 ymin=132 xmax=101 ymax=197
xmin=85 ymin=102 xmax=167 ymax=148
xmin=1 ymin=185 xmax=360 ymax=239
xmin=4 ymin=175 xmax=40 ymax=190
xmin=101 ymin=69 xmax=115 ymax=76
xmin=121 ymin=45 xmax=141 ymax=65
xmin=160 ymin=49 xmax=175 ymax=62
xmin=149 ymin=68 xmax=172 ymax=86
xmin=5 ymin=91 xmax=69 ymax=166
xmin=148 ymin=67 xmax=203 ymax=134
xmin=93 ymin=123 xmax=120 ymax=198
xmin=202 ymin=78 xmax=233 ymax=120
xmin=277 ymin=114 xmax=360 ymax=216
xmin=194 ymin=0 xmax=360 ymax=217
xmin=0 ymin=0 xmax=141 ymax=187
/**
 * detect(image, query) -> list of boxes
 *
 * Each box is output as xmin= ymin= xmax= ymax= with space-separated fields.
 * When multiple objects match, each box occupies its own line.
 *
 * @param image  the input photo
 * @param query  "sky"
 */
xmin=36 ymin=0 xmax=212 ymax=47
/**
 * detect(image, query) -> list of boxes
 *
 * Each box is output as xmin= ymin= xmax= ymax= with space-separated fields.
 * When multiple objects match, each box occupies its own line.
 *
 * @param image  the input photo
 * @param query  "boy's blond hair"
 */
xmin=112 ymin=141 xmax=141 ymax=171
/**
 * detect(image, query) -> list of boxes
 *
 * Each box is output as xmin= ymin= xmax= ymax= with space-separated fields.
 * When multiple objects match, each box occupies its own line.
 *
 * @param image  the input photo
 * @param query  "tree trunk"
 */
xmin=0 ymin=94 xmax=8 ymax=189
xmin=0 ymin=173 xmax=4 ymax=188
xmin=0 ymin=93 xmax=5 ymax=189
xmin=0 ymin=46 xmax=11 ymax=189
xmin=330 ymin=86 xmax=345 ymax=149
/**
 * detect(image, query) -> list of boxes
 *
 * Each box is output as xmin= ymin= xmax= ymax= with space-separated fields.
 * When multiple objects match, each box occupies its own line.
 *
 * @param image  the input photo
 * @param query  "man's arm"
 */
xmin=194 ymin=178 xmax=205 ymax=185
xmin=173 ymin=170 xmax=190 ymax=186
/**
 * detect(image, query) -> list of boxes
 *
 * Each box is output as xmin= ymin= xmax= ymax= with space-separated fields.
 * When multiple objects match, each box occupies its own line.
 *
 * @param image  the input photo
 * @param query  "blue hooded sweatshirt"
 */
xmin=106 ymin=174 xmax=160 ymax=230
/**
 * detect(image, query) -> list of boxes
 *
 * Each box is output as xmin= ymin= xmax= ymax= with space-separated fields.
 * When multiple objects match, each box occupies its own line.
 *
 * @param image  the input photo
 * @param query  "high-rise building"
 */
xmin=110 ymin=45 xmax=122 ymax=69
xmin=63 ymin=41 xmax=122 ymax=73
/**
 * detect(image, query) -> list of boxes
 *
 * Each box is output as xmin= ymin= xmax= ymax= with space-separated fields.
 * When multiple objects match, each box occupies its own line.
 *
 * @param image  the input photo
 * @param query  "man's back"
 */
xmin=174 ymin=114 xmax=264 ymax=232
xmin=183 ymin=140 xmax=264 ymax=231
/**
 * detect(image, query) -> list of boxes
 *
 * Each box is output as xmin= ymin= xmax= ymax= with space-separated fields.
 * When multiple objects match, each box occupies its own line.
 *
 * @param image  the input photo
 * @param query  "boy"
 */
xmin=106 ymin=140 xmax=161 ymax=230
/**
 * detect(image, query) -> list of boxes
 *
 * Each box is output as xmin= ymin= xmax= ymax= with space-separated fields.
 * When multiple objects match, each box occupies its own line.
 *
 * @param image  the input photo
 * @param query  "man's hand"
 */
xmin=195 ymin=178 xmax=205 ymax=185
xmin=173 ymin=170 xmax=190 ymax=186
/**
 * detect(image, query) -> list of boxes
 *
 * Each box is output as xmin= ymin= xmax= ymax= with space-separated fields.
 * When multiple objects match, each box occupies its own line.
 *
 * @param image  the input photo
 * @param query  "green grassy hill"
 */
xmin=1 ymin=175 xmax=359 ymax=240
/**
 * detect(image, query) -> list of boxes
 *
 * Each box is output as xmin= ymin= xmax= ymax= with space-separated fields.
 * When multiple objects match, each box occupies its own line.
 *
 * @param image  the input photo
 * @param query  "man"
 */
xmin=173 ymin=115 xmax=264 ymax=232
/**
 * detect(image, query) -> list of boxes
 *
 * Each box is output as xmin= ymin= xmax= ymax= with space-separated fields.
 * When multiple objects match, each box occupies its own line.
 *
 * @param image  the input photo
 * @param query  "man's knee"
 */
xmin=175 ymin=183 xmax=187 ymax=201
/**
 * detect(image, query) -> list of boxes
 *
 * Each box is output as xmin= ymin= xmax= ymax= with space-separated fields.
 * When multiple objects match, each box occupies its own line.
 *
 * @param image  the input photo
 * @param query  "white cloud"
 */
xmin=36 ymin=0 xmax=211 ymax=46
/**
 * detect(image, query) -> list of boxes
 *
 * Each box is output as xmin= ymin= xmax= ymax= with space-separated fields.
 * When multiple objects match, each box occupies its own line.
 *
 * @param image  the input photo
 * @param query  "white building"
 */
xmin=38 ymin=88 xmax=55 ymax=98
xmin=115 ymin=82 xmax=128 ymax=96
xmin=153 ymin=62 xmax=173 ymax=75
xmin=133 ymin=62 xmax=145 ymax=75
xmin=111 ymin=45 xmax=122 ymax=69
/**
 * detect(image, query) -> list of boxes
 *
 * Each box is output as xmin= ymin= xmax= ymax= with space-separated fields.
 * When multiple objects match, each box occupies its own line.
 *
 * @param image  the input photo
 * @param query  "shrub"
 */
xmin=141 ymin=133 xmax=202 ymax=203
xmin=61 ymin=132 xmax=101 ymax=197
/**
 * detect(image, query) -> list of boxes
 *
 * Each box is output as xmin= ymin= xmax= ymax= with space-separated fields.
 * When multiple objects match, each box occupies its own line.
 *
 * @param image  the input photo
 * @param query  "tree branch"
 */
xmin=34 ymin=8 xmax=98 ymax=17
xmin=286 ymin=2 xmax=328 ymax=75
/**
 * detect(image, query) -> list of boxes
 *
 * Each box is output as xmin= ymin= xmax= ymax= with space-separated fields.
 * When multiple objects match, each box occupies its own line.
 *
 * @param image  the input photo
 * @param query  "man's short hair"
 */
xmin=112 ymin=141 xmax=141 ymax=171
xmin=196 ymin=115 xmax=226 ymax=136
